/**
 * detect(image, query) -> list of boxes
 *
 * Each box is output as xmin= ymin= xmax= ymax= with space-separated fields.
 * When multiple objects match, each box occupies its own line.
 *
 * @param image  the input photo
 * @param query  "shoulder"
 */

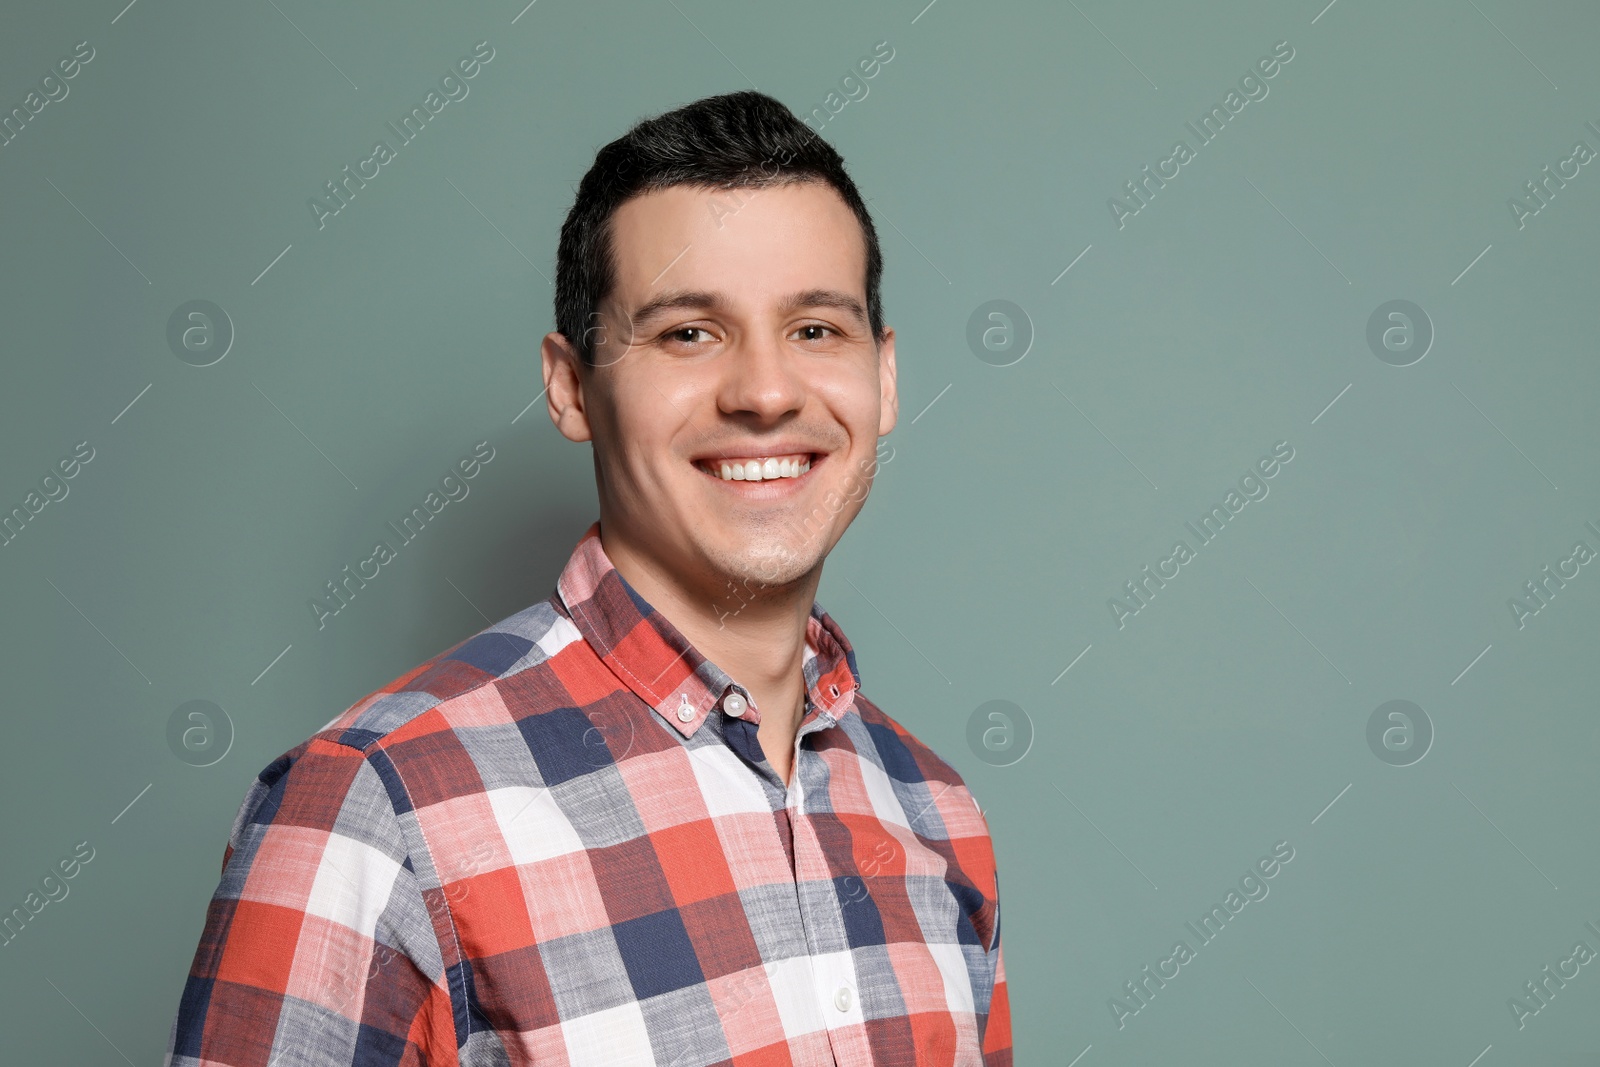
xmin=847 ymin=691 xmax=994 ymax=843
xmin=849 ymin=691 xmax=968 ymax=790
xmin=228 ymin=597 xmax=580 ymax=844
xmin=311 ymin=596 xmax=576 ymax=749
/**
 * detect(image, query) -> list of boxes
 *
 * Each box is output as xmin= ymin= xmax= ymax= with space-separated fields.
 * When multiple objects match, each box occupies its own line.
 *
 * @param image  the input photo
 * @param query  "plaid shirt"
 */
xmin=166 ymin=523 xmax=1011 ymax=1066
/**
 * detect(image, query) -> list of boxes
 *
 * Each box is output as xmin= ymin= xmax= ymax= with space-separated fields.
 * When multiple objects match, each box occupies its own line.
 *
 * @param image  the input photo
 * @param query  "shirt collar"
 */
xmin=554 ymin=522 xmax=862 ymax=739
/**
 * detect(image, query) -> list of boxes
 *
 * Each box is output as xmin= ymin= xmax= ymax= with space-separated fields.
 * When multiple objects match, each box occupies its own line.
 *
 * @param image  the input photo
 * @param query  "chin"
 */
xmin=700 ymin=530 xmax=825 ymax=592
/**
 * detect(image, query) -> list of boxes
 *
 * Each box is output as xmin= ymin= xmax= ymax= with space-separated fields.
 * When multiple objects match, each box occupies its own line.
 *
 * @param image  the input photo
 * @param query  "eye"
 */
xmin=662 ymin=326 xmax=712 ymax=345
xmin=793 ymin=324 xmax=836 ymax=342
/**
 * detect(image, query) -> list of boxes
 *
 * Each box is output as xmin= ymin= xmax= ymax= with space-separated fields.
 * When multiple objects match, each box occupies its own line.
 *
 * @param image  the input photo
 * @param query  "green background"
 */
xmin=3 ymin=0 xmax=1598 ymax=1062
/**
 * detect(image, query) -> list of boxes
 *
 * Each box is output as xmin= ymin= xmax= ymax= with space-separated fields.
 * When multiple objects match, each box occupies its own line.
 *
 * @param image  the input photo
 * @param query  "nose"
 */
xmin=717 ymin=329 xmax=805 ymax=424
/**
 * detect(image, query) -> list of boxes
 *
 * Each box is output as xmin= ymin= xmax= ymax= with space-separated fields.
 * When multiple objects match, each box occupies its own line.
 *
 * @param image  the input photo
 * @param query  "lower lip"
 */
xmin=696 ymin=455 xmax=823 ymax=498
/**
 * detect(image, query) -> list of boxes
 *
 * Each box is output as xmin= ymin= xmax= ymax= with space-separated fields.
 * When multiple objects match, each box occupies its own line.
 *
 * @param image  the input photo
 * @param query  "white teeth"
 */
xmin=705 ymin=455 xmax=814 ymax=482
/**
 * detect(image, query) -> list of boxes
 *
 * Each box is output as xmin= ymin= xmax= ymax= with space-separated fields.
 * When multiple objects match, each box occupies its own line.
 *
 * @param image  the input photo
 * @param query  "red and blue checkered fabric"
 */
xmin=165 ymin=522 xmax=1011 ymax=1065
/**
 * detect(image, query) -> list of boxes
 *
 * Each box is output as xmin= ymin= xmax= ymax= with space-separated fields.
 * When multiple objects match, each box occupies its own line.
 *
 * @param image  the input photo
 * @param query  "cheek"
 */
xmin=607 ymin=374 xmax=704 ymax=471
xmin=816 ymin=372 xmax=884 ymax=444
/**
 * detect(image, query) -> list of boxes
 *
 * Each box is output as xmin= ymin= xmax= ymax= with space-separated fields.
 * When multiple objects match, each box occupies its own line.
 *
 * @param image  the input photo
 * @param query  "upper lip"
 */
xmin=689 ymin=441 xmax=828 ymax=464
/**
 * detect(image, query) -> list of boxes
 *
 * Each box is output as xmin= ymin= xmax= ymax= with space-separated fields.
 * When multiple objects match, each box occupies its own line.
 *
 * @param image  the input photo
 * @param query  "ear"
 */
xmin=542 ymin=330 xmax=592 ymax=443
xmin=876 ymin=326 xmax=898 ymax=437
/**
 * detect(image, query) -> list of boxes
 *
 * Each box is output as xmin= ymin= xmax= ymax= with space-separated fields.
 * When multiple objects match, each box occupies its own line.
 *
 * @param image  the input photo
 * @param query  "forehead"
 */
xmin=605 ymin=180 xmax=867 ymax=311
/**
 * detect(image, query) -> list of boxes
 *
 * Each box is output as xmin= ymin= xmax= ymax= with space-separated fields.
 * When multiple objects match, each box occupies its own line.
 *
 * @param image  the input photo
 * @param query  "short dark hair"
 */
xmin=554 ymin=90 xmax=885 ymax=365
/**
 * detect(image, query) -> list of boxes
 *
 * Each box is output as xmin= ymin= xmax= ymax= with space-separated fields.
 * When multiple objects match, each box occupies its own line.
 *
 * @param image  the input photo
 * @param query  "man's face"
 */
xmin=543 ymin=180 xmax=897 ymax=598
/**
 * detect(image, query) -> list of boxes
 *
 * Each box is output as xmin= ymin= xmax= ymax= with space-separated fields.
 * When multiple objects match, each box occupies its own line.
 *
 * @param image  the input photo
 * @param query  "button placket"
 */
xmin=785 ymin=767 xmax=866 ymax=1040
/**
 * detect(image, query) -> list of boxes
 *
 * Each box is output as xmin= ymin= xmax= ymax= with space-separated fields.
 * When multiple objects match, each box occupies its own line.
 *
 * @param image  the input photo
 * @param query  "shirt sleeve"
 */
xmin=164 ymin=737 xmax=460 ymax=1067
xmin=981 ymin=867 xmax=1013 ymax=1067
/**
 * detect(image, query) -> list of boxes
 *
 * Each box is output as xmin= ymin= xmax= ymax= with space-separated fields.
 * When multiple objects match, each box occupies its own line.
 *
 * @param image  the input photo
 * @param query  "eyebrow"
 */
xmin=627 ymin=288 xmax=870 ymax=332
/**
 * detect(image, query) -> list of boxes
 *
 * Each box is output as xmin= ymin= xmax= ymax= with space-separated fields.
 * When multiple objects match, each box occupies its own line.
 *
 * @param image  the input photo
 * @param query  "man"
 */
xmin=166 ymin=90 xmax=1010 ymax=1066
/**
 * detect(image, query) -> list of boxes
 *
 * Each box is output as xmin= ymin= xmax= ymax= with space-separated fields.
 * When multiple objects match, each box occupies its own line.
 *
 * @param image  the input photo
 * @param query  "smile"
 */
xmin=695 ymin=453 xmax=815 ymax=482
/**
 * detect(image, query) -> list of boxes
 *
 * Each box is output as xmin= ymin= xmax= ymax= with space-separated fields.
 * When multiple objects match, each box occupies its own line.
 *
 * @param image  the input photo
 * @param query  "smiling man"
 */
xmin=166 ymin=91 xmax=1009 ymax=1067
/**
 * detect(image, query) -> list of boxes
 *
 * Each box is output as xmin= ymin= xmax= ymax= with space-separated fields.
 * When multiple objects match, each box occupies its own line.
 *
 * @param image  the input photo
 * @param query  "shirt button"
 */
xmin=723 ymin=693 xmax=747 ymax=716
xmin=833 ymin=985 xmax=852 ymax=1012
xmin=676 ymin=695 xmax=694 ymax=722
